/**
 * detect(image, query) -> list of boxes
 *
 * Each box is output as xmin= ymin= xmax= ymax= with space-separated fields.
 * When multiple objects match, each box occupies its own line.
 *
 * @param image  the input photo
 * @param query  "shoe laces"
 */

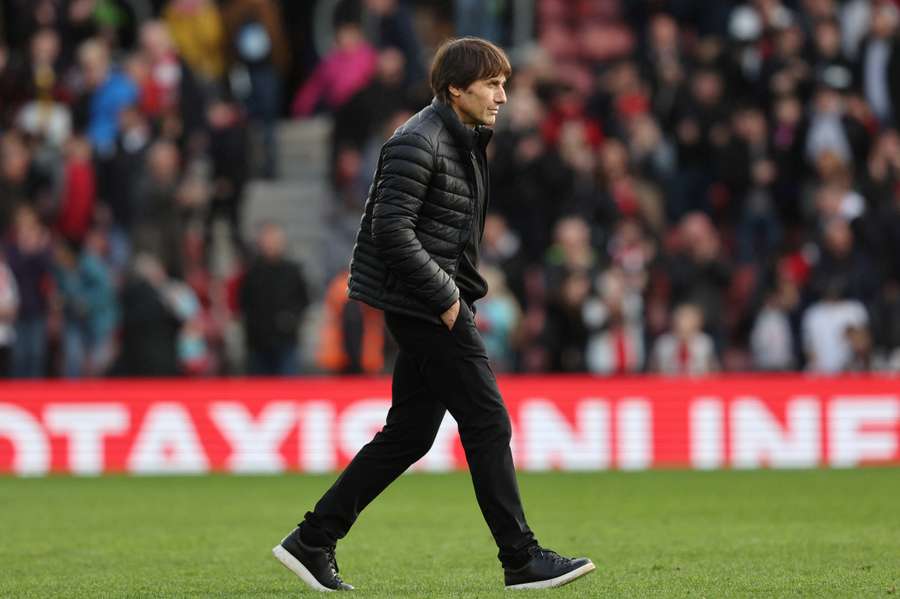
xmin=323 ymin=545 xmax=342 ymax=576
xmin=530 ymin=546 xmax=567 ymax=565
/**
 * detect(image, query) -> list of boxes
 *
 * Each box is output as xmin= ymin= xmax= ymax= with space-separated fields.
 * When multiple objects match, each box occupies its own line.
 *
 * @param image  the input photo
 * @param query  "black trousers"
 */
xmin=299 ymin=301 xmax=537 ymax=565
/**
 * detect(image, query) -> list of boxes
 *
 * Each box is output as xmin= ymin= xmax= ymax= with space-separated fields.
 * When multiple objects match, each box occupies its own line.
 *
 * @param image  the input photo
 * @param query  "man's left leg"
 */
xmin=273 ymin=348 xmax=445 ymax=591
xmin=298 ymin=349 xmax=445 ymax=546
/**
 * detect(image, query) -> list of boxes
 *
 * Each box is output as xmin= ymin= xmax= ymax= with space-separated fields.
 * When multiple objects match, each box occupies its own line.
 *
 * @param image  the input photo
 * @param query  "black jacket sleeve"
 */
xmin=370 ymin=132 xmax=460 ymax=315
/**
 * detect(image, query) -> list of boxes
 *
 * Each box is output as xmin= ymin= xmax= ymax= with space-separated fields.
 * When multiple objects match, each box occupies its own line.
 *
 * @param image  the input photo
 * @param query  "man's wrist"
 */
xmin=436 ymin=291 xmax=460 ymax=316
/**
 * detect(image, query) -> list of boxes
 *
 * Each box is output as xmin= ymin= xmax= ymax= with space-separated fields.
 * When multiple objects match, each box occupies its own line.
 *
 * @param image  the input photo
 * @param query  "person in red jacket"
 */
xmin=56 ymin=135 xmax=95 ymax=244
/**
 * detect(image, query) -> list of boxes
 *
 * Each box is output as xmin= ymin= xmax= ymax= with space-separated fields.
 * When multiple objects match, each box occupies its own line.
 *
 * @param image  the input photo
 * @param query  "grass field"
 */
xmin=2 ymin=469 xmax=899 ymax=598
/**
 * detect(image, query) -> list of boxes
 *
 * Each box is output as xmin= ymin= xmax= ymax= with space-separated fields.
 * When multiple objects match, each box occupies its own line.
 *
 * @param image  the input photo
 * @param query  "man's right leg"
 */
xmin=298 ymin=349 xmax=446 ymax=547
xmin=400 ymin=304 xmax=596 ymax=589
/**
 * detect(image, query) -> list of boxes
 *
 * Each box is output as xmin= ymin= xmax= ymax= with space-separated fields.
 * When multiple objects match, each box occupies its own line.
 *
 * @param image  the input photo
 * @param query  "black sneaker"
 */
xmin=272 ymin=527 xmax=353 ymax=591
xmin=504 ymin=546 xmax=596 ymax=590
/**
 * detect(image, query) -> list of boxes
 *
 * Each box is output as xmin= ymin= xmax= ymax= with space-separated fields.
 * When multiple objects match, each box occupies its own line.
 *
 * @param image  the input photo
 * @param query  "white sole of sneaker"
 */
xmin=504 ymin=560 xmax=596 ymax=590
xmin=272 ymin=544 xmax=334 ymax=592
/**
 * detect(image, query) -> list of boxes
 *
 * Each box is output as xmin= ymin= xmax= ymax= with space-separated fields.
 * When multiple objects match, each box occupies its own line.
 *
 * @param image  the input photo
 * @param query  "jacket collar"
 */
xmin=431 ymin=98 xmax=493 ymax=152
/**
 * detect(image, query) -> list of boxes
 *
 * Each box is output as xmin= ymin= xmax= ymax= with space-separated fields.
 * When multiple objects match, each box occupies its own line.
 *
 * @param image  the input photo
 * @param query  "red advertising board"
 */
xmin=1 ymin=376 xmax=898 ymax=475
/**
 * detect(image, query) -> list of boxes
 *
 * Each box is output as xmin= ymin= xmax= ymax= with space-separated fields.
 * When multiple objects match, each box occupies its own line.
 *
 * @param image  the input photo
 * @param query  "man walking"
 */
xmin=273 ymin=37 xmax=595 ymax=591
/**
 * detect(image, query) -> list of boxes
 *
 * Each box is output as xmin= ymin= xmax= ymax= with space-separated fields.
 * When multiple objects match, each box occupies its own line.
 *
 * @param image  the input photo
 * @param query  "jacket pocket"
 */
xmin=450 ymin=300 xmax=469 ymax=335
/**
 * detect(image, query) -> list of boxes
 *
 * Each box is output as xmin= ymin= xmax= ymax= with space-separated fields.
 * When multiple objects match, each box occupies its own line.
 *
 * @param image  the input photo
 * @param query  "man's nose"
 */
xmin=496 ymin=87 xmax=507 ymax=104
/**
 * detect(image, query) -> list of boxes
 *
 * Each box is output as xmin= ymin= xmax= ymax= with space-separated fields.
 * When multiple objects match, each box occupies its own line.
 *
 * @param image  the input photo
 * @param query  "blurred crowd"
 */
xmin=0 ymin=0 xmax=311 ymax=377
xmin=321 ymin=0 xmax=900 ymax=377
xmin=1 ymin=0 xmax=900 ymax=378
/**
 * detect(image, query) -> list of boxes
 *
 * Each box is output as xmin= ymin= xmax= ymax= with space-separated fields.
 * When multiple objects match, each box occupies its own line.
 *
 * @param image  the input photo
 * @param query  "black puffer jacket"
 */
xmin=348 ymin=98 xmax=491 ymax=323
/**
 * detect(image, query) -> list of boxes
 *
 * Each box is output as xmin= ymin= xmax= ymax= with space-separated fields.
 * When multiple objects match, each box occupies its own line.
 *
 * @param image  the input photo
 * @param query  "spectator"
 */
xmin=719 ymin=106 xmax=781 ymax=262
xmin=865 ymin=130 xmax=900 ymax=282
xmin=53 ymin=234 xmax=117 ymax=377
xmin=490 ymin=126 xmax=568 ymax=259
xmin=166 ymin=276 xmax=213 ymax=376
xmin=24 ymin=27 xmax=63 ymax=102
xmin=4 ymin=206 xmax=52 ymax=378
xmin=556 ymin=122 xmax=602 ymax=231
xmin=106 ymin=104 xmax=152 ymax=237
xmin=66 ymin=0 xmax=105 ymax=54
xmin=596 ymin=137 xmax=664 ymax=234
xmin=606 ymin=218 xmax=654 ymax=294
xmin=77 ymin=38 xmax=138 ymax=157
xmin=864 ymin=129 xmax=900 ymax=211
xmin=138 ymin=20 xmax=207 ymax=141
xmin=841 ymin=0 xmax=872 ymax=59
xmin=844 ymin=323 xmax=874 ymax=372
xmin=163 ymin=0 xmax=225 ymax=86
xmin=650 ymin=303 xmax=718 ymax=376
xmin=802 ymin=277 xmax=868 ymax=373
xmin=362 ymin=0 xmax=425 ymax=86
xmin=770 ymin=94 xmax=806 ymax=228
xmin=222 ymin=0 xmax=289 ymax=179
xmin=584 ymin=268 xmax=645 ymax=375
xmin=132 ymin=140 xmax=184 ymax=276
xmin=669 ymin=68 xmax=729 ymax=220
xmin=750 ymin=278 xmax=799 ymax=371
xmin=0 ymin=132 xmax=38 ymax=231
xmin=642 ymin=13 xmax=684 ymax=93
xmin=481 ymin=212 xmax=528 ymax=308
xmin=204 ymin=96 xmax=249 ymax=257
xmin=623 ymin=114 xmax=677 ymax=211
xmin=870 ymin=280 xmax=900 ymax=370
xmin=291 ymin=20 xmax=377 ymax=118
xmin=761 ymin=24 xmax=809 ymax=105
xmin=329 ymin=143 xmax=367 ymax=220
xmin=115 ymin=253 xmax=183 ymax=376
xmin=544 ymin=216 xmax=601 ymax=302
xmin=804 ymin=83 xmax=870 ymax=170
xmin=808 ymin=218 xmax=879 ymax=304
xmin=0 ymin=42 xmax=22 ymax=127
xmin=810 ymin=17 xmax=854 ymax=89
xmin=543 ymin=269 xmax=591 ymax=372
xmin=239 ymin=222 xmax=309 ymax=375
xmin=316 ymin=270 xmax=384 ymax=375
xmin=15 ymin=29 xmax=72 ymax=149
xmin=857 ymin=2 xmax=900 ymax=127
xmin=475 ymin=266 xmax=522 ymax=373
xmin=455 ymin=0 xmax=506 ymax=44
xmin=137 ymin=21 xmax=181 ymax=117
xmin=331 ymin=47 xmax=408 ymax=170
xmin=643 ymin=17 xmax=687 ymax=130
xmin=667 ymin=212 xmax=732 ymax=350
xmin=55 ymin=135 xmax=96 ymax=245
xmin=0 ymin=256 xmax=19 ymax=377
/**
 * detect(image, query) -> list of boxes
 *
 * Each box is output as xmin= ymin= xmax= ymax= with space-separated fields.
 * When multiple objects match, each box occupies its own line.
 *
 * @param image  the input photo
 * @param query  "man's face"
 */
xmin=258 ymin=225 xmax=286 ymax=259
xmin=450 ymin=75 xmax=507 ymax=127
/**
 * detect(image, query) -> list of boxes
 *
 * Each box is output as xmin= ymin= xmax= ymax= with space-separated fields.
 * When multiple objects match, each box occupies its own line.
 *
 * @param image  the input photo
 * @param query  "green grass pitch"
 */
xmin=2 ymin=469 xmax=899 ymax=598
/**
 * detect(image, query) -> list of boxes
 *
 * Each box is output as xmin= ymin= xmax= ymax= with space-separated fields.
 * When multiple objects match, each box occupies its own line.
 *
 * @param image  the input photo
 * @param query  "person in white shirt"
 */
xmin=583 ymin=268 xmax=645 ymax=375
xmin=802 ymin=279 xmax=868 ymax=373
xmin=751 ymin=279 xmax=799 ymax=371
xmin=650 ymin=303 xmax=717 ymax=376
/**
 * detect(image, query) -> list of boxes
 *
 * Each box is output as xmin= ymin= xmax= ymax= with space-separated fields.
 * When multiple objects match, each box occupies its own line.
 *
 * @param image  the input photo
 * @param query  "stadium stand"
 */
xmin=0 ymin=0 xmax=899 ymax=378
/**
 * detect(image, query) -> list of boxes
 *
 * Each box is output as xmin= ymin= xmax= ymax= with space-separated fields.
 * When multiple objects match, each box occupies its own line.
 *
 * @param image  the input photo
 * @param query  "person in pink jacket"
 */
xmin=291 ymin=21 xmax=377 ymax=117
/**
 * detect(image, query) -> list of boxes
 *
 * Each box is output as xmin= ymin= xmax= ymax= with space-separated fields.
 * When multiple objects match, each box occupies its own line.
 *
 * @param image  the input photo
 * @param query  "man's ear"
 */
xmin=448 ymin=85 xmax=463 ymax=98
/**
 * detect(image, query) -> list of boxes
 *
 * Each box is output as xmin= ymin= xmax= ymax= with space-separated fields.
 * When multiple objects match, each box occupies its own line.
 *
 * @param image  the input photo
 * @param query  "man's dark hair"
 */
xmin=430 ymin=37 xmax=512 ymax=104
